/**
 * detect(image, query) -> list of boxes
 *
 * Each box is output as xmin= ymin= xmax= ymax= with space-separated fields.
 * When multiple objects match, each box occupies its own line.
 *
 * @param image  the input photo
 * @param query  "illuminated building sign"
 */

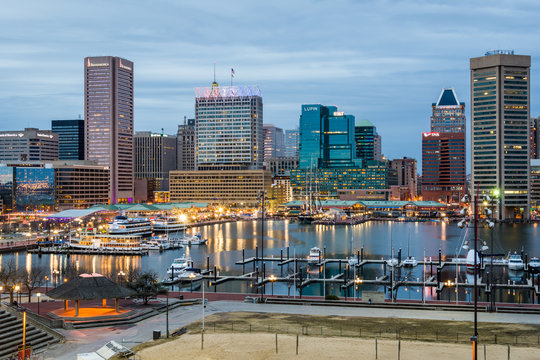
xmin=303 ymin=106 xmax=319 ymax=112
xmin=119 ymin=59 xmax=132 ymax=71
xmin=87 ymin=58 xmax=109 ymax=67
xmin=423 ymin=132 xmax=440 ymax=137
xmin=0 ymin=133 xmax=24 ymax=137
xmin=333 ymin=112 xmax=344 ymax=116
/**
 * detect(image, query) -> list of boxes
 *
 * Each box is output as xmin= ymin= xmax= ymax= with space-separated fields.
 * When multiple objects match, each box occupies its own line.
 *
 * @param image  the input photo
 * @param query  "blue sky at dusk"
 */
xmin=2 ymin=0 xmax=540 ymax=166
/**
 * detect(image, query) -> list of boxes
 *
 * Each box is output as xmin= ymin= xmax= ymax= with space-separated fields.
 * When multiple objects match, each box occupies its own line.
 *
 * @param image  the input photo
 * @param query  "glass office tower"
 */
xmin=52 ymin=119 xmax=85 ymax=160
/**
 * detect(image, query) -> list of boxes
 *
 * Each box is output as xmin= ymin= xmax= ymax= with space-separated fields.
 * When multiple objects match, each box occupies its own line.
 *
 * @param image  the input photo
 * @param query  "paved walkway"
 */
xmin=41 ymin=299 xmax=540 ymax=360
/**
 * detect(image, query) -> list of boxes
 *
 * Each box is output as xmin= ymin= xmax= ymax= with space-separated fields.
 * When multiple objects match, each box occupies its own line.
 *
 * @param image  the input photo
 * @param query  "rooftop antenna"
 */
xmin=183 ymin=115 xmax=186 ymax=126
xmin=211 ymin=62 xmax=219 ymax=88
xmin=161 ymin=128 xmax=164 ymax=135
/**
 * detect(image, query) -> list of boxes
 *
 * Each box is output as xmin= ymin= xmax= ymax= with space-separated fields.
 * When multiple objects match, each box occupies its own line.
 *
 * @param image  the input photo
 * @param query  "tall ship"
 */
xmin=68 ymin=234 xmax=143 ymax=251
xmin=108 ymin=215 xmax=152 ymax=236
xmin=152 ymin=216 xmax=187 ymax=232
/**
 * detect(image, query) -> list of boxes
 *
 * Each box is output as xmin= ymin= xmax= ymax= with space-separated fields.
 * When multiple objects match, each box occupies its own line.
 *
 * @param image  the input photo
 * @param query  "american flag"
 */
xmin=231 ymin=68 xmax=235 ymax=77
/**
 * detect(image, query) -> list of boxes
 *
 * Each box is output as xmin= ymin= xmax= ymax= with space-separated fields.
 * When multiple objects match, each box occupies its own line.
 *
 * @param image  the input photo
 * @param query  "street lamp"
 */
xmin=354 ymin=277 xmax=363 ymax=301
xmin=52 ymin=269 xmax=60 ymax=287
xmin=268 ymin=275 xmax=277 ymax=296
xmin=189 ymin=272 xmax=196 ymax=292
xmin=15 ymin=285 xmax=20 ymax=304
xmin=118 ymin=271 xmax=126 ymax=286
xmin=445 ymin=280 xmax=455 ymax=302
xmin=36 ymin=293 xmax=41 ymax=314
xmin=44 ymin=276 xmax=49 ymax=292
xmin=0 ymin=286 xmax=3 ymax=302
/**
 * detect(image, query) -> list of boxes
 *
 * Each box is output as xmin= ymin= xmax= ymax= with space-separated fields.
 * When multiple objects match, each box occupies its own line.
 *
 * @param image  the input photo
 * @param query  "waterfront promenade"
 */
xmin=39 ymin=295 xmax=540 ymax=360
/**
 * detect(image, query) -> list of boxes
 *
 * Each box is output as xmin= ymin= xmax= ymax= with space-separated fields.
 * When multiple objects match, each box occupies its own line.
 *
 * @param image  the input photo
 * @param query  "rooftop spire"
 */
xmin=212 ymin=62 xmax=218 ymax=88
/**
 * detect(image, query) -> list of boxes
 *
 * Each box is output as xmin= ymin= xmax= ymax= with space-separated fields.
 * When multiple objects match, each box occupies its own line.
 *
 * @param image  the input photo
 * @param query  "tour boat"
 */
xmin=507 ymin=253 xmax=524 ymax=271
xmin=167 ymin=256 xmax=193 ymax=276
xmin=307 ymin=247 xmax=322 ymax=265
xmin=108 ymin=216 xmax=152 ymax=236
xmin=68 ymin=234 xmax=143 ymax=251
xmin=141 ymin=236 xmax=171 ymax=251
xmin=152 ymin=217 xmax=187 ymax=232
xmin=528 ymin=257 xmax=540 ymax=273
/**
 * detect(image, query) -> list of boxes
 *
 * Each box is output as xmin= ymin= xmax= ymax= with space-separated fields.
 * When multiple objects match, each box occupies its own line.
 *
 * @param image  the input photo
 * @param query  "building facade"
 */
xmin=134 ymin=132 xmax=177 ymax=191
xmin=0 ymin=128 xmax=58 ymax=162
xmin=52 ymin=119 xmax=85 ymax=160
xmin=470 ymin=51 xmax=530 ymax=220
xmin=177 ymin=118 xmax=196 ymax=171
xmin=430 ymin=88 xmax=466 ymax=133
xmin=530 ymin=116 xmax=539 ymax=159
xmin=85 ymin=56 xmax=134 ymax=203
xmin=389 ymin=157 xmax=417 ymax=200
xmin=354 ymin=119 xmax=381 ymax=162
xmin=0 ymin=161 xmax=109 ymax=212
xmin=169 ymin=170 xmax=272 ymax=206
xmin=263 ymin=124 xmax=285 ymax=161
xmin=284 ymin=129 xmax=299 ymax=158
xmin=265 ymin=156 xmax=298 ymax=177
xmin=195 ymin=84 xmax=263 ymax=170
xmin=530 ymin=159 xmax=540 ymax=212
xmin=421 ymin=132 xmax=466 ymax=203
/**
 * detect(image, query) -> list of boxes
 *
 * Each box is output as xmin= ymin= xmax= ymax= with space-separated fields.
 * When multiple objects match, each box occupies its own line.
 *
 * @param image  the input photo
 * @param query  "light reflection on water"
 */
xmin=0 ymin=220 xmax=538 ymax=302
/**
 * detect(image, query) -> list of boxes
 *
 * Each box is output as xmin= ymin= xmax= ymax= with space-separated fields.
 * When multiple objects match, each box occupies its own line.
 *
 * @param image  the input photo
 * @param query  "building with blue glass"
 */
xmin=52 ymin=119 xmax=85 ymax=160
xmin=293 ymin=104 xmax=387 ymax=197
xmin=355 ymin=119 xmax=382 ymax=161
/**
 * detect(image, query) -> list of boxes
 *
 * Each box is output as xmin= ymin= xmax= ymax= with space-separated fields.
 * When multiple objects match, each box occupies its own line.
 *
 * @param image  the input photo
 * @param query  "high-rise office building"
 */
xmin=134 ymin=132 xmax=177 ymax=191
xmin=430 ymin=88 xmax=466 ymax=133
xmin=177 ymin=118 xmax=196 ymax=171
xmin=85 ymin=56 xmax=134 ymax=204
xmin=421 ymin=132 xmax=466 ymax=203
xmin=530 ymin=117 xmax=539 ymax=159
xmin=195 ymin=84 xmax=263 ymax=170
xmin=0 ymin=128 xmax=58 ymax=162
xmin=355 ymin=120 xmax=382 ymax=161
xmin=284 ymin=129 xmax=299 ymax=158
xmin=52 ymin=119 xmax=85 ymax=160
xmin=470 ymin=51 xmax=530 ymax=220
xmin=263 ymin=124 xmax=285 ymax=161
xmin=389 ymin=157 xmax=417 ymax=200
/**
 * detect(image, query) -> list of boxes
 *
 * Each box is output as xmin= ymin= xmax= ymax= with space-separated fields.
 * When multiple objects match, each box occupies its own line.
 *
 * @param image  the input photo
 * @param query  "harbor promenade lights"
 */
xmin=117 ymin=271 xmax=126 ymax=286
xmin=445 ymin=280 xmax=455 ymax=302
xmin=268 ymin=275 xmax=277 ymax=296
xmin=52 ymin=269 xmax=60 ymax=287
xmin=354 ymin=277 xmax=363 ymax=301
xmin=189 ymin=272 xmax=197 ymax=292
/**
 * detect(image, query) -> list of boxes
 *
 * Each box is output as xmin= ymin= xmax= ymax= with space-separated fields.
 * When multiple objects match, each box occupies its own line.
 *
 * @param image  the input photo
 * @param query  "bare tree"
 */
xmin=20 ymin=266 xmax=47 ymax=302
xmin=0 ymin=259 xmax=23 ymax=305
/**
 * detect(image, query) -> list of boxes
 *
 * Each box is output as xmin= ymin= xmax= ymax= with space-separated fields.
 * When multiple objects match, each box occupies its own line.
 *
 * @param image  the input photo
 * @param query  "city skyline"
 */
xmin=2 ymin=1 xmax=540 ymax=164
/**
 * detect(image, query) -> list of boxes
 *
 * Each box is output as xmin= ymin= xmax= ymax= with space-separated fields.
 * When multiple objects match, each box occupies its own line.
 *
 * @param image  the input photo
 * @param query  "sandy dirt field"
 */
xmin=137 ymin=333 xmax=538 ymax=360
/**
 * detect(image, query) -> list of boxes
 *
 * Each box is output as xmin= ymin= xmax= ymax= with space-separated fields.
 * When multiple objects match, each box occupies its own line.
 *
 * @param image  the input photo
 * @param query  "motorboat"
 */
xmin=167 ymin=256 xmax=193 ymax=276
xmin=347 ymin=256 xmax=359 ymax=266
xmin=528 ymin=257 xmax=540 ymax=273
xmin=507 ymin=253 xmax=524 ymax=271
xmin=402 ymin=256 xmax=418 ymax=267
xmin=152 ymin=217 xmax=187 ymax=232
xmin=108 ymin=216 xmax=152 ymax=236
xmin=386 ymin=258 xmax=398 ymax=267
xmin=307 ymin=247 xmax=322 ymax=265
xmin=141 ymin=237 xmax=171 ymax=251
xmin=179 ymin=234 xmax=208 ymax=246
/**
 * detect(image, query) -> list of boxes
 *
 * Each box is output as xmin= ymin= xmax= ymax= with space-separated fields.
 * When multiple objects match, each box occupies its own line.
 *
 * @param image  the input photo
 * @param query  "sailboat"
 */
xmin=386 ymin=224 xmax=398 ymax=267
xmin=402 ymin=229 xmax=418 ymax=267
xmin=347 ymin=225 xmax=359 ymax=266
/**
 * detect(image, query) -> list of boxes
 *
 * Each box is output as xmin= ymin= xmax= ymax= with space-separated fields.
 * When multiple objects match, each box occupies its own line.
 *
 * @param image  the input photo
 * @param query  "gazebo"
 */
xmin=46 ymin=273 xmax=136 ymax=317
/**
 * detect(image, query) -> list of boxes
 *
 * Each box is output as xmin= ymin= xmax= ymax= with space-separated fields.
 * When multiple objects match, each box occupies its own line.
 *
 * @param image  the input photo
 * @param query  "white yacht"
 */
xmin=141 ymin=236 xmax=171 ymax=251
xmin=152 ymin=217 xmax=187 ymax=232
xmin=307 ymin=247 xmax=322 ymax=265
xmin=402 ymin=256 xmax=418 ymax=267
xmin=108 ymin=216 xmax=152 ymax=236
xmin=167 ymin=256 xmax=193 ymax=275
xmin=507 ymin=253 xmax=524 ymax=271
xmin=179 ymin=234 xmax=208 ymax=246
xmin=528 ymin=257 xmax=540 ymax=273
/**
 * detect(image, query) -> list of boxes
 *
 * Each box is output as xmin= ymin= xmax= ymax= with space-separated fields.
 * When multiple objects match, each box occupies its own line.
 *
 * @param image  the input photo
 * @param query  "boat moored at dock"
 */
xmin=108 ymin=216 xmax=152 ymax=236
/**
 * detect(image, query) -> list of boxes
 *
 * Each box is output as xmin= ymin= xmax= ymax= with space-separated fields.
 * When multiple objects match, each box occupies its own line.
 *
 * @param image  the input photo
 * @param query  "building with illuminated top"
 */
xmin=0 ymin=128 xmax=58 ymax=162
xmin=430 ymin=88 xmax=466 ymax=133
xmin=470 ymin=51 xmax=530 ymax=220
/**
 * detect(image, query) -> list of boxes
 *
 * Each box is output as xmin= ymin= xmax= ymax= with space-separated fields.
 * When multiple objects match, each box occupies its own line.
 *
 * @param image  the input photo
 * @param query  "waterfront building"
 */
xmin=0 ymin=128 xmax=58 ymax=162
xmin=337 ymin=189 xmax=390 ymax=201
xmin=270 ymin=176 xmax=293 ymax=209
xmin=134 ymin=132 xmax=177 ymax=191
xmin=430 ymin=88 xmax=466 ymax=133
xmin=470 ymin=51 xmax=530 ymax=220
xmin=354 ymin=120 xmax=382 ymax=161
xmin=169 ymin=170 xmax=272 ymax=206
xmin=51 ymin=119 xmax=85 ymax=160
xmin=530 ymin=117 xmax=539 ymax=159
xmin=195 ymin=84 xmax=263 ymax=170
xmin=266 ymin=156 xmax=298 ymax=177
xmin=421 ymin=132 xmax=466 ymax=203
xmin=85 ymin=56 xmax=134 ymax=204
xmin=177 ymin=118 xmax=196 ymax=171
xmin=263 ymin=124 xmax=285 ymax=161
xmin=531 ymin=159 xmax=540 ymax=211
xmin=389 ymin=157 xmax=417 ymax=200
xmin=284 ymin=129 xmax=299 ymax=157
xmin=0 ymin=161 xmax=109 ymax=212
